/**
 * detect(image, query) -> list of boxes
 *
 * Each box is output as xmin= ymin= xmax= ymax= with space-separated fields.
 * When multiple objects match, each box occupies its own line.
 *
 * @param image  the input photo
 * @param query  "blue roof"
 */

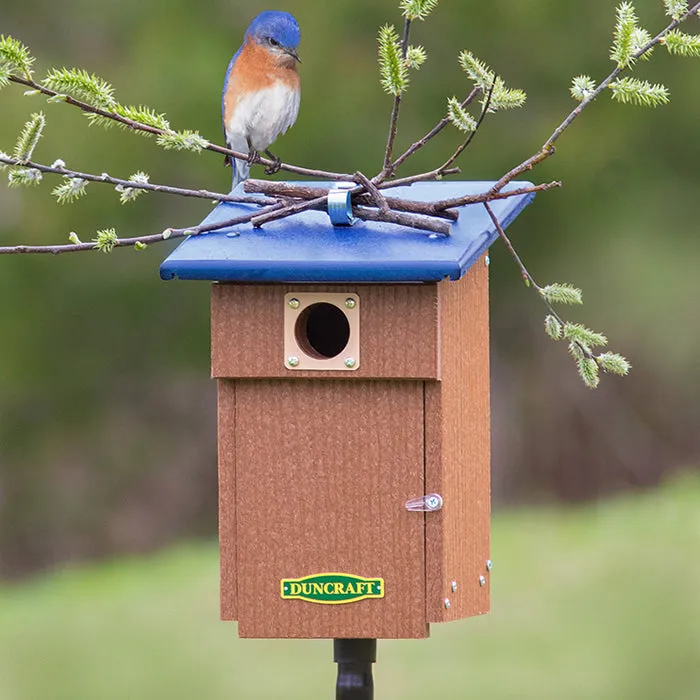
xmin=160 ymin=181 xmax=535 ymax=283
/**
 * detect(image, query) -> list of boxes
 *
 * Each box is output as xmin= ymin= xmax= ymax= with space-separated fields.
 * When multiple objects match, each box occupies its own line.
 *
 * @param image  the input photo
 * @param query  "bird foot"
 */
xmin=247 ymin=149 xmax=261 ymax=165
xmin=263 ymin=149 xmax=282 ymax=175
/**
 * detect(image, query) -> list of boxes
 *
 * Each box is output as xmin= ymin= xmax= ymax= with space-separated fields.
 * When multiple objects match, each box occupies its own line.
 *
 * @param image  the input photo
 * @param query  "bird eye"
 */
xmin=268 ymin=37 xmax=280 ymax=47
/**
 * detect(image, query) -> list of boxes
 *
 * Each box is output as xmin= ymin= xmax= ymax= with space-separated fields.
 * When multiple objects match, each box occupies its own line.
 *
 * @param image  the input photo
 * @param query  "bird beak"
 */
xmin=286 ymin=47 xmax=301 ymax=63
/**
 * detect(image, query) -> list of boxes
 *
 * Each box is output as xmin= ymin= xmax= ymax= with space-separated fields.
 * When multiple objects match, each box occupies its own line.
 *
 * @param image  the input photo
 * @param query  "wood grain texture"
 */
xmin=217 ymin=380 xmax=238 ymax=620
xmin=232 ymin=380 xmax=428 ymax=639
xmin=211 ymin=283 xmax=439 ymax=380
xmin=425 ymin=256 xmax=491 ymax=622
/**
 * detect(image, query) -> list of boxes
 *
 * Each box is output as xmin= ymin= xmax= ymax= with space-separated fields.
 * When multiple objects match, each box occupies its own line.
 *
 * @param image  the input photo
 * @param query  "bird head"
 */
xmin=246 ymin=11 xmax=301 ymax=64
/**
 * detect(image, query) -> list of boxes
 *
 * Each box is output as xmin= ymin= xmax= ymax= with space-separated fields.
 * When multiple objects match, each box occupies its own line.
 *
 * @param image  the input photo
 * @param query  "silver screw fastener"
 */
xmin=287 ymin=356 xmax=300 ymax=367
xmin=479 ymin=576 xmax=486 ymax=587
xmin=344 ymin=357 xmax=357 ymax=368
xmin=344 ymin=297 xmax=356 ymax=309
xmin=444 ymin=598 xmax=451 ymax=609
xmin=288 ymin=298 xmax=300 ymax=309
xmin=451 ymin=581 xmax=458 ymax=593
xmin=426 ymin=495 xmax=441 ymax=510
xmin=486 ymin=560 xmax=493 ymax=572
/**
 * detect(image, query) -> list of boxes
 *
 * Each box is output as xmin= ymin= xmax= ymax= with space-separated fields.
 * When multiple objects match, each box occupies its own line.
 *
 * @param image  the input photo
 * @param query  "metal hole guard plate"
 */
xmin=327 ymin=183 xmax=358 ymax=226
xmin=284 ymin=292 xmax=360 ymax=371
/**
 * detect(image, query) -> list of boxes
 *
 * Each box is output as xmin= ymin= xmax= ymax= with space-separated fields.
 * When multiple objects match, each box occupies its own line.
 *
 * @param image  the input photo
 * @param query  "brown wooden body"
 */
xmin=214 ymin=257 xmax=491 ymax=639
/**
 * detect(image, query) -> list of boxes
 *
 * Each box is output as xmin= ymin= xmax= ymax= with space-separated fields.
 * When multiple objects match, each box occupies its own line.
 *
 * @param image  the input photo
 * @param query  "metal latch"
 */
xmin=405 ymin=493 xmax=443 ymax=512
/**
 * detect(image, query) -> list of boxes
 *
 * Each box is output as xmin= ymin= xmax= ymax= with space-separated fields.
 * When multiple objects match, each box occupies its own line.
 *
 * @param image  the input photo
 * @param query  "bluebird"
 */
xmin=222 ymin=11 xmax=301 ymax=189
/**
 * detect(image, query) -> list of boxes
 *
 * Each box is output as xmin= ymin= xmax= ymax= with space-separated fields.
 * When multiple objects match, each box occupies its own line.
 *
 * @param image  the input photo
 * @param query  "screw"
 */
xmin=486 ymin=560 xmax=493 ymax=572
xmin=344 ymin=297 xmax=356 ymax=309
xmin=479 ymin=576 xmax=486 ymax=587
xmin=288 ymin=298 xmax=300 ymax=309
xmin=444 ymin=598 xmax=451 ymax=609
xmin=485 ymin=255 xmax=491 ymax=267
xmin=287 ymin=356 xmax=300 ymax=367
xmin=344 ymin=357 xmax=357 ymax=368
xmin=426 ymin=495 xmax=440 ymax=510
xmin=451 ymin=581 xmax=457 ymax=592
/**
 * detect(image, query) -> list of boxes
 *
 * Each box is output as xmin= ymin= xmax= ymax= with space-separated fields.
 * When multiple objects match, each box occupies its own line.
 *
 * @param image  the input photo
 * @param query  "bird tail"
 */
xmin=231 ymin=157 xmax=250 ymax=191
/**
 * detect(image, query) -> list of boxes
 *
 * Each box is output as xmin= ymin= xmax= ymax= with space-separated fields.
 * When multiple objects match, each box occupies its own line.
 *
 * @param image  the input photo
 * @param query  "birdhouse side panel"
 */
xmin=232 ymin=379 xmax=428 ymax=639
xmin=218 ymin=379 xmax=238 ymax=621
xmin=211 ymin=283 xmax=440 ymax=380
xmin=426 ymin=256 xmax=491 ymax=622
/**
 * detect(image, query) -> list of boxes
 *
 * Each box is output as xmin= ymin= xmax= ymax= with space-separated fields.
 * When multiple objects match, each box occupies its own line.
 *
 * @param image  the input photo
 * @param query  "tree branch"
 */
xmin=0 ymin=154 xmax=277 ymax=205
xmin=8 ymin=75 xmax=355 ymax=182
xmin=489 ymin=1 xmax=700 ymax=195
xmin=244 ymin=178 xmax=558 ymax=219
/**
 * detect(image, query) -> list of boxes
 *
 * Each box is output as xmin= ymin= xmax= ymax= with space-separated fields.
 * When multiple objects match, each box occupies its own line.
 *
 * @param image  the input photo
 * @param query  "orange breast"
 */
xmin=224 ymin=40 xmax=300 ymax=126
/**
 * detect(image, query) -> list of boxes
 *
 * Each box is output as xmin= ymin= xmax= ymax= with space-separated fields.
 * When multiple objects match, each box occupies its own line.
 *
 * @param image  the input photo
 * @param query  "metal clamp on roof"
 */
xmin=327 ymin=183 xmax=358 ymax=226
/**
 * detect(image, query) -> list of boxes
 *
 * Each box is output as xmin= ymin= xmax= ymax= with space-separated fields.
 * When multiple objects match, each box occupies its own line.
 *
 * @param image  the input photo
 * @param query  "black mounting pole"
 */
xmin=333 ymin=638 xmax=377 ymax=700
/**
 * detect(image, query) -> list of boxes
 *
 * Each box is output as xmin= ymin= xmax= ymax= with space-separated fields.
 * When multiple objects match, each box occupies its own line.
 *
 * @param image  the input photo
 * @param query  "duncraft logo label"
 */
xmin=281 ymin=573 xmax=384 ymax=605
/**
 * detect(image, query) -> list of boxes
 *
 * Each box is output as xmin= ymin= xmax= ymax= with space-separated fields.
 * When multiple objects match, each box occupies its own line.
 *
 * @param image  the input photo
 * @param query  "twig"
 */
xmin=251 ymin=191 xmax=451 ymax=234
xmin=0 ymin=155 xmax=277 ymax=205
xmin=354 ymin=171 xmax=390 ymax=213
xmin=0 ymin=205 xmax=284 ymax=255
xmin=436 ymin=79 xmax=495 ymax=173
xmin=379 ymin=17 xmax=412 ymax=180
xmin=390 ymin=87 xmax=481 ymax=173
xmin=353 ymin=205 xmax=451 ymax=235
xmin=431 ymin=181 xmax=561 ymax=211
xmin=8 ymin=75 xmax=355 ymax=182
xmin=483 ymin=201 xmax=590 ymax=358
xmin=245 ymin=179 xmax=559 ymax=217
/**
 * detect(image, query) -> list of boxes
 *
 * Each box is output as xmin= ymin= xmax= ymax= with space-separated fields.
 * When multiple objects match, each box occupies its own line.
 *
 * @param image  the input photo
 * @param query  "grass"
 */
xmin=1 ymin=473 xmax=699 ymax=700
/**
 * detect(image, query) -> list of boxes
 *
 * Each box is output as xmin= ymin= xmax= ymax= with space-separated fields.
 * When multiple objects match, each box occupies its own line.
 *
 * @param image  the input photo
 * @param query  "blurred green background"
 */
xmin=0 ymin=0 xmax=698 ymax=697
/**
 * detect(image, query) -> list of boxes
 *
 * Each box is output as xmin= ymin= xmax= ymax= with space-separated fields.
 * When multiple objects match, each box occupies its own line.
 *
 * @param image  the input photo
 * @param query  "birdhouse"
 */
xmin=160 ymin=181 xmax=534 ymax=640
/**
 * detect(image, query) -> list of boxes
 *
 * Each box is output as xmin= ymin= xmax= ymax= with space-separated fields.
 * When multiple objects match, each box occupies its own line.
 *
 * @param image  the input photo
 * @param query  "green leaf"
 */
xmin=155 ymin=130 xmax=209 ymax=152
xmin=662 ymin=29 xmax=700 ymax=57
xmin=134 ymin=241 xmax=148 ymax=251
xmin=539 ymin=283 xmax=584 ymax=305
xmin=0 ymin=35 xmax=35 ymax=78
xmin=488 ymin=77 xmax=527 ymax=112
xmin=570 ymin=75 xmax=597 ymax=101
xmin=577 ymin=357 xmax=601 ymax=388
xmin=43 ymin=68 xmax=116 ymax=110
xmin=458 ymin=50 xmax=493 ymax=89
xmin=0 ymin=63 xmax=10 ymax=90
xmin=400 ymin=0 xmax=438 ymax=20
xmin=664 ymin=0 xmax=689 ymax=20
xmin=7 ymin=167 xmax=42 ymax=187
xmin=563 ymin=323 xmax=608 ymax=348
xmin=93 ymin=228 xmax=118 ymax=253
xmin=631 ymin=27 xmax=654 ymax=59
xmin=610 ymin=2 xmax=639 ymax=68
xmin=405 ymin=45 xmax=427 ymax=70
xmin=52 ymin=176 xmax=88 ymax=204
xmin=597 ymin=352 xmax=632 ymax=375
xmin=544 ymin=315 xmax=563 ymax=340
xmin=13 ymin=112 xmax=45 ymax=163
xmin=378 ymin=24 xmax=409 ymax=96
xmin=68 ymin=232 xmax=82 ymax=245
xmin=446 ymin=96 xmax=478 ymax=132
xmin=112 ymin=104 xmax=171 ymax=131
xmin=115 ymin=171 xmax=149 ymax=204
xmin=458 ymin=52 xmax=526 ymax=112
xmin=609 ymin=77 xmax=670 ymax=107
